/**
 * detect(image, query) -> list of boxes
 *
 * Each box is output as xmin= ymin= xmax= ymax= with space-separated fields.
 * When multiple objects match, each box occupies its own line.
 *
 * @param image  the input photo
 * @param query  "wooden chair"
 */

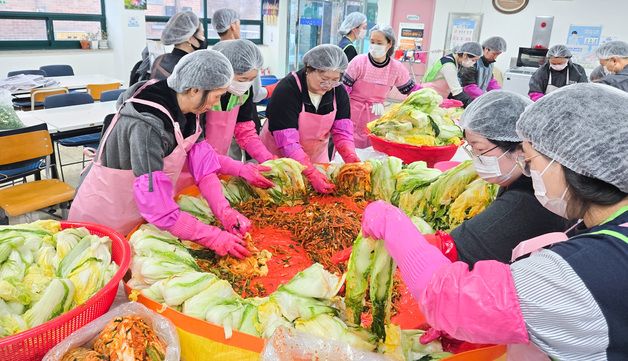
xmin=30 ymin=87 xmax=69 ymax=110
xmin=0 ymin=124 xmax=75 ymax=225
xmin=86 ymin=82 xmax=122 ymax=101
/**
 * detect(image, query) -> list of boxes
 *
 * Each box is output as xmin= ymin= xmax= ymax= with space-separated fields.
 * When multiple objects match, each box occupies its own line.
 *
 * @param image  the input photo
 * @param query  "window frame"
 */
xmin=145 ymin=2 xmax=263 ymax=45
xmin=0 ymin=0 xmax=107 ymax=50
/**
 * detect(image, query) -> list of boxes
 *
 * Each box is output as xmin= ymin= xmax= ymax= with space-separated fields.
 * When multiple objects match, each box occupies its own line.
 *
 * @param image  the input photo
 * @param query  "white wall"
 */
xmin=428 ymin=0 xmax=628 ymax=72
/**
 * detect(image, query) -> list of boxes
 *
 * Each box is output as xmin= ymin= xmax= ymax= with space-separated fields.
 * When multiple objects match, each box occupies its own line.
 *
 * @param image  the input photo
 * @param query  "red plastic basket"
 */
xmin=0 ymin=221 xmax=131 ymax=361
xmin=368 ymin=132 xmax=459 ymax=167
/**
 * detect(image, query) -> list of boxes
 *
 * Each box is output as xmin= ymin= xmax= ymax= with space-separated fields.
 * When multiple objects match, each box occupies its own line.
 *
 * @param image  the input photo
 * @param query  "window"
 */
xmin=145 ymin=0 xmax=262 ymax=45
xmin=0 ymin=0 xmax=106 ymax=50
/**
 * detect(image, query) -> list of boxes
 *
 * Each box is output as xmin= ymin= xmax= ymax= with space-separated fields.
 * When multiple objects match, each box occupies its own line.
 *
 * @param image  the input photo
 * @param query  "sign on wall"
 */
xmin=444 ymin=13 xmax=483 ymax=53
xmin=566 ymin=25 xmax=603 ymax=69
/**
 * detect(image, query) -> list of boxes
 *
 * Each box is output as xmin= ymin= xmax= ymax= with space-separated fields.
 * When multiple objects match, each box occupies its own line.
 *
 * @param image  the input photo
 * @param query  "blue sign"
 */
xmin=299 ymin=17 xmax=323 ymax=26
xmin=567 ymin=25 xmax=602 ymax=47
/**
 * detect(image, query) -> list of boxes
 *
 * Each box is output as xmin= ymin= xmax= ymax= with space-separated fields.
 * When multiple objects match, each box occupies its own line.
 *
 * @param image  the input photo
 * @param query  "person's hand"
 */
xmin=361 ymin=200 xmax=427 ymax=259
xmin=239 ymin=163 xmax=274 ymax=188
xmin=304 ymin=168 xmax=335 ymax=194
xmin=218 ymin=207 xmax=252 ymax=237
xmin=371 ymin=103 xmax=385 ymax=116
xmin=198 ymin=230 xmax=250 ymax=259
xmin=420 ymin=327 xmax=445 ymax=345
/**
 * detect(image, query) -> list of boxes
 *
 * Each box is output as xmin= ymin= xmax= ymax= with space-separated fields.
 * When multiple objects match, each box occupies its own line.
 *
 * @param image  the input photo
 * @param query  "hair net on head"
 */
xmin=457 ymin=42 xmax=483 ymax=57
xmin=460 ymin=90 xmax=531 ymax=142
xmin=338 ymin=12 xmax=367 ymax=35
xmin=212 ymin=39 xmax=263 ymax=74
xmin=167 ymin=49 xmax=234 ymax=92
xmin=302 ymin=44 xmax=348 ymax=72
xmin=547 ymin=44 xmax=572 ymax=58
xmin=212 ymin=8 xmax=239 ymax=33
xmin=370 ymin=24 xmax=397 ymax=52
xmin=596 ymin=40 xmax=628 ymax=59
xmin=516 ymin=83 xmax=628 ymax=193
xmin=161 ymin=11 xmax=200 ymax=46
xmin=482 ymin=36 xmax=507 ymax=52
xmin=589 ymin=65 xmax=606 ymax=82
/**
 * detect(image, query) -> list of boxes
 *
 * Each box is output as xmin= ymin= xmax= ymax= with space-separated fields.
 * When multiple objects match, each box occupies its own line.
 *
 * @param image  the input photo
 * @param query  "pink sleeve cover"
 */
xmin=234 ymin=121 xmax=275 ymax=163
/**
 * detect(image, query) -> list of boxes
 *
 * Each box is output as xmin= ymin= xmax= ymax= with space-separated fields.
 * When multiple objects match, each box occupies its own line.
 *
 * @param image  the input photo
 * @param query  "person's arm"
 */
xmin=574 ymin=64 xmax=589 ymax=83
xmin=393 ymin=60 xmax=418 ymax=95
xmin=528 ymin=66 xmax=548 ymax=101
xmin=341 ymin=54 xmax=365 ymax=94
xmin=459 ymin=66 xmax=485 ymax=99
xmin=330 ymin=86 xmax=359 ymax=163
xmin=251 ymin=74 xmax=268 ymax=103
xmin=440 ymin=63 xmax=473 ymax=106
xmin=486 ymin=78 xmax=501 ymax=91
xmin=343 ymin=45 xmax=358 ymax=63
xmin=234 ymin=90 xmax=275 ymax=163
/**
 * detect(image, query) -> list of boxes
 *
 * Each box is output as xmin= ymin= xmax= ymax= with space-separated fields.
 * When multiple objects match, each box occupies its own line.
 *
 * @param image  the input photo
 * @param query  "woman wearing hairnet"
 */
xmin=596 ymin=40 xmax=628 ymax=91
xmin=205 ymin=39 xmax=276 ymax=169
xmin=424 ymin=91 xmax=567 ymax=265
xmin=337 ymin=12 xmax=367 ymax=63
xmin=151 ymin=11 xmax=206 ymax=80
xmin=528 ymin=44 xmax=588 ymax=101
xmin=361 ymin=83 xmax=628 ymax=359
xmin=422 ymin=42 xmax=483 ymax=107
xmin=342 ymin=24 xmax=420 ymax=148
xmin=460 ymin=36 xmax=507 ymax=100
xmin=70 ymin=50 xmax=269 ymax=259
xmin=260 ymin=44 xmax=360 ymax=194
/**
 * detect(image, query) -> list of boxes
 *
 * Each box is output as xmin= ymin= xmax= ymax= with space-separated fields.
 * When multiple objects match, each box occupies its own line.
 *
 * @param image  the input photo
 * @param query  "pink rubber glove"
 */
xmin=273 ymin=128 xmax=335 ymax=194
xmin=361 ymin=201 xmax=450 ymax=296
xmin=234 ymin=121 xmax=275 ymax=163
xmin=410 ymin=83 xmax=423 ymax=92
xmin=529 ymin=92 xmax=544 ymax=102
xmin=264 ymin=82 xmax=278 ymax=98
xmin=187 ymin=141 xmax=221 ymax=184
xmin=462 ymin=84 xmax=484 ymax=99
xmin=133 ymin=171 xmax=249 ymax=259
xmin=217 ymin=154 xmax=274 ymax=189
xmin=331 ymin=119 xmax=360 ymax=163
xmin=421 ymin=261 xmax=529 ymax=345
xmin=197 ymin=173 xmax=252 ymax=237
xmin=486 ymin=78 xmax=501 ymax=91
xmin=439 ymin=99 xmax=464 ymax=109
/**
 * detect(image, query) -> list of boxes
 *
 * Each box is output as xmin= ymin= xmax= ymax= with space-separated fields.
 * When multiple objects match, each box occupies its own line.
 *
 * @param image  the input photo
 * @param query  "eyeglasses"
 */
xmin=316 ymin=71 xmax=342 ymax=89
xmin=515 ymin=154 xmax=541 ymax=177
xmin=462 ymin=143 xmax=499 ymax=164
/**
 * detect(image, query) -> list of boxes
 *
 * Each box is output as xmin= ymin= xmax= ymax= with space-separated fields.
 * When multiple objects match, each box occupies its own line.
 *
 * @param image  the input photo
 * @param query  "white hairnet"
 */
xmin=547 ymin=44 xmax=572 ymax=58
xmin=167 ymin=49 xmax=234 ymax=92
xmin=338 ymin=12 xmax=367 ymax=36
xmin=482 ymin=36 xmax=507 ymax=52
xmin=161 ymin=11 xmax=200 ymax=46
xmin=302 ymin=44 xmax=348 ymax=72
xmin=212 ymin=8 xmax=239 ymax=34
xmin=516 ymin=83 xmax=628 ymax=192
xmin=589 ymin=65 xmax=606 ymax=82
xmin=596 ymin=40 xmax=628 ymax=59
xmin=370 ymin=24 xmax=396 ymax=53
xmin=212 ymin=39 xmax=263 ymax=74
xmin=461 ymin=90 xmax=531 ymax=142
xmin=457 ymin=42 xmax=483 ymax=57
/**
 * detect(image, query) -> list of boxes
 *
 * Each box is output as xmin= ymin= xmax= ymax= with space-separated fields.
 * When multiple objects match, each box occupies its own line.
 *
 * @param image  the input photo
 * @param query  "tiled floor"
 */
xmin=6 ymin=145 xmax=86 ymax=225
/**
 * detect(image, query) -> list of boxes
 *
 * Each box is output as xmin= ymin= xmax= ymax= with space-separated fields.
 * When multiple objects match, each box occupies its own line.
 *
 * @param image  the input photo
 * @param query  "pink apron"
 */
xmin=349 ymin=78 xmax=391 ymax=148
xmin=68 ymin=80 xmax=201 ymax=235
xmin=204 ymin=99 xmax=241 ymax=155
xmin=260 ymin=72 xmax=337 ymax=163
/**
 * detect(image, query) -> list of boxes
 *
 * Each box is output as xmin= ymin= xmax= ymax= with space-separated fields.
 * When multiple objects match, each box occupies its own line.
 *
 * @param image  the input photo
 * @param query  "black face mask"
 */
xmin=191 ymin=36 xmax=207 ymax=51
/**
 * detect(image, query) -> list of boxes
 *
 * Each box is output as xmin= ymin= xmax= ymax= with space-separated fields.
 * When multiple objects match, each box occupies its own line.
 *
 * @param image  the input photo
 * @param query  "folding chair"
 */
xmin=86 ymin=82 xmax=122 ymax=101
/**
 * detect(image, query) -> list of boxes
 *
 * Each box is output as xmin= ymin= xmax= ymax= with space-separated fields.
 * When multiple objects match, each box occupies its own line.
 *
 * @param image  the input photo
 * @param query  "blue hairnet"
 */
xmin=302 ymin=44 xmax=348 ymax=72
xmin=212 ymin=8 xmax=239 ymax=33
xmin=212 ymin=39 xmax=263 ymax=74
xmin=167 ymin=49 xmax=234 ymax=92
xmin=547 ymin=44 xmax=572 ymax=58
xmin=516 ymin=83 xmax=628 ymax=192
xmin=370 ymin=24 xmax=396 ymax=53
xmin=161 ymin=11 xmax=200 ymax=46
xmin=596 ymin=40 xmax=628 ymax=59
xmin=457 ymin=42 xmax=483 ymax=57
xmin=461 ymin=90 xmax=532 ymax=142
xmin=482 ymin=36 xmax=507 ymax=52
xmin=338 ymin=12 xmax=367 ymax=36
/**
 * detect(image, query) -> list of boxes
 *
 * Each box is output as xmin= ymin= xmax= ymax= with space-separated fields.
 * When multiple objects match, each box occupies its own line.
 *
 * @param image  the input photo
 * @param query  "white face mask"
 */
xmin=461 ymin=59 xmax=476 ymax=68
xmin=472 ymin=150 xmax=515 ymax=182
xmin=357 ymin=28 xmax=366 ymax=40
xmin=369 ymin=44 xmax=388 ymax=58
xmin=550 ymin=63 xmax=568 ymax=71
xmin=530 ymin=159 xmax=569 ymax=218
xmin=228 ymin=80 xmax=253 ymax=96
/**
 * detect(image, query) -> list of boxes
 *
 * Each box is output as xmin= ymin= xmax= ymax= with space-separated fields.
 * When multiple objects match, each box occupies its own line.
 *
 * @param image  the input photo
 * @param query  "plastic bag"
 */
xmin=260 ymin=327 xmax=391 ymax=361
xmin=43 ymin=302 xmax=181 ymax=361
xmin=0 ymin=89 xmax=24 ymax=130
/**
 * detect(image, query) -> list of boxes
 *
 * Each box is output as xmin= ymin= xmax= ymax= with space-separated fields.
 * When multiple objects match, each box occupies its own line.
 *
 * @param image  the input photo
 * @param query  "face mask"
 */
xmin=357 ymin=28 xmax=366 ymax=40
xmin=550 ymin=63 xmax=568 ymax=71
xmin=369 ymin=44 xmax=388 ymax=58
xmin=472 ymin=151 xmax=513 ymax=180
xmin=228 ymin=80 xmax=253 ymax=96
xmin=461 ymin=59 xmax=476 ymax=68
xmin=191 ymin=36 xmax=207 ymax=51
xmin=530 ymin=160 xmax=569 ymax=218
